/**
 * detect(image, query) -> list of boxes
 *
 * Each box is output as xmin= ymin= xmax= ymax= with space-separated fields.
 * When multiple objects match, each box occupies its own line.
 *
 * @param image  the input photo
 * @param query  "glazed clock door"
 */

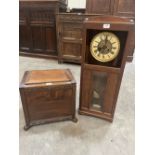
xmin=80 ymin=68 xmax=120 ymax=120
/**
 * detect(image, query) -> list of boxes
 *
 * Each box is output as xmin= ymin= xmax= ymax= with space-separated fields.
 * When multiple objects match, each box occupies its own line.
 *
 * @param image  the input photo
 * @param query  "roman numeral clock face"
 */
xmin=90 ymin=32 xmax=120 ymax=63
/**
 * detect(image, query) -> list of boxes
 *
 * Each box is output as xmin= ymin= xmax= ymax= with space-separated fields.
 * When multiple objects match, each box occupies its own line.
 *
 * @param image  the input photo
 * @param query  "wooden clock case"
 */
xmin=79 ymin=16 xmax=134 ymax=122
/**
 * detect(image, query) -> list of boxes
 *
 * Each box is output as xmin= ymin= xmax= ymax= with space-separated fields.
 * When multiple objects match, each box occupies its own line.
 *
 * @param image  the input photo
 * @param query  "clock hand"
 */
xmin=105 ymin=35 xmax=108 ymax=44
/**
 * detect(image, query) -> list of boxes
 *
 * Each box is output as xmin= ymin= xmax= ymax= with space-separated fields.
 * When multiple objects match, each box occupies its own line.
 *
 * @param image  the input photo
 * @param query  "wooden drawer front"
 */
xmin=62 ymin=42 xmax=82 ymax=58
xmin=59 ymin=15 xmax=84 ymax=22
xmin=25 ymin=87 xmax=73 ymax=120
xmin=62 ymin=23 xmax=83 ymax=39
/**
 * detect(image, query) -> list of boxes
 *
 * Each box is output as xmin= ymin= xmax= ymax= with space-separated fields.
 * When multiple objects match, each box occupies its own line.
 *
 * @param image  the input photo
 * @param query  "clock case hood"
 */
xmin=82 ymin=16 xmax=134 ymax=68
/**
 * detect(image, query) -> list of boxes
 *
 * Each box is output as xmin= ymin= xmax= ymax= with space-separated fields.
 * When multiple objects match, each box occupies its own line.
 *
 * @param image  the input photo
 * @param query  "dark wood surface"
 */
xmin=19 ymin=0 xmax=134 ymax=62
xmin=86 ymin=0 xmax=114 ymax=15
xmin=86 ymin=0 xmax=135 ymax=62
xmin=86 ymin=0 xmax=135 ymax=17
xmin=20 ymin=69 xmax=77 ymax=130
xmin=19 ymin=0 xmax=67 ymax=58
xmin=57 ymin=13 xmax=135 ymax=64
xmin=79 ymin=16 xmax=134 ymax=121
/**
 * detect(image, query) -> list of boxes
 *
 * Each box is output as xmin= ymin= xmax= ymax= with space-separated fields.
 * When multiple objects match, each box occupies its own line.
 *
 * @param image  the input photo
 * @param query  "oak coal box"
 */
xmin=20 ymin=69 xmax=77 ymax=130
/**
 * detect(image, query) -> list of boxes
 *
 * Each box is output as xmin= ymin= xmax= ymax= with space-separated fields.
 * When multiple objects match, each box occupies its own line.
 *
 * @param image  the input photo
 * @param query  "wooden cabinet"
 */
xmin=57 ymin=13 xmax=98 ymax=64
xmin=57 ymin=13 xmax=83 ymax=63
xmin=86 ymin=0 xmax=135 ymax=62
xmin=19 ymin=0 xmax=67 ymax=59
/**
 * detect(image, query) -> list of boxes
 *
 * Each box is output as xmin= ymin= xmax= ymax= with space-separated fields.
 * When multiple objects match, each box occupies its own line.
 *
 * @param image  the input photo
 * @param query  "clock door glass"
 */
xmin=90 ymin=71 xmax=107 ymax=111
xmin=90 ymin=32 xmax=120 ymax=63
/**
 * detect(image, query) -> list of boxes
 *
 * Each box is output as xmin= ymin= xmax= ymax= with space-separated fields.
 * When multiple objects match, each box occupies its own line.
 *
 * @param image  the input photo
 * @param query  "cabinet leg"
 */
xmin=24 ymin=125 xmax=31 ymax=131
xmin=72 ymin=117 xmax=78 ymax=123
xmin=58 ymin=60 xmax=63 ymax=64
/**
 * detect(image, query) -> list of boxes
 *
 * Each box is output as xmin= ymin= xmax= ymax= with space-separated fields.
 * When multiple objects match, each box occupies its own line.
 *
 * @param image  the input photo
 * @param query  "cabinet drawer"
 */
xmin=59 ymin=15 xmax=84 ymax=22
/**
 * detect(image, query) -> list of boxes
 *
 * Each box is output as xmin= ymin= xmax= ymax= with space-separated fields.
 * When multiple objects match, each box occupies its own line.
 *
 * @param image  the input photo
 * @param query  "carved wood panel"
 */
xmin=19 ymin=1 xmax=67 ymax=58
xmin=29 ymin=9 xmax=55 ymax=25
xmin=19 ymin=25 xmax=31 ymax=51
xmin=24 ymin=87 xmax=73 ymax=121
xmin=45 ymin=27 xmax=57 ymax=54
xmin=86 ymin=0 xmax=114 ymax=14
xmin=113 ymin=0 xmax=135 ymax=17
xmin=30 ymin=26 xmax=45 ymax=52
xmin=62 ymin=23 xmax=83 ymax=39
xmin=19 ymin=9 xmax=27 ymax=25
xmin=61 ymin=41 xmax=82 ymax=58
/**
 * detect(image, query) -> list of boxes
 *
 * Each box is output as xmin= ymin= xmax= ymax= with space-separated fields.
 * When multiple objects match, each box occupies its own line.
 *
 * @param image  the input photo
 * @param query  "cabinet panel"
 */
xmin=86 ymin=0 xmax=114 ymax=15
xmin=62 ymin=23 xmax=83 ymax=39
xmin=31 ymin=26 xmax=45 ymax=52
xmin=45 ymin=27 xmax=57 ymax=54
xmin=30 ymin=26 xmax=57 ymax=54
xmin=19 ymin=0 xmax=67 ymax=58
xmin=29 ymin=8 xmax=55 ymax=25
xmin=113 ymin=0 xmax=135 ymax=17
xmin=19 ymin=9 xmax=27 ymax=24
xmin=19 ymin=25 xmax=31 ymax=51
xmin=61 ymin=41 xmax=82 ymax=58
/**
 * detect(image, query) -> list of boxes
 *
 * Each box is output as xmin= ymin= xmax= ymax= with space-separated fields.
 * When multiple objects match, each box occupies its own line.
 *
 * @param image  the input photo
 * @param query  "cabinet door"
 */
xmin=19 ymin=9 xmax=30 ymax=51
xmin=113 ymin=0 xmax=135 ymax=17
xmin=86 ymin=0 xmax=114 ymax=15
xmin=61 ymin=41 xmax=82 ymax=59
xmin=29 ymin=8 xmax=57 ymax=55
xmin=59 ymin=21 xmax=83 ymax=62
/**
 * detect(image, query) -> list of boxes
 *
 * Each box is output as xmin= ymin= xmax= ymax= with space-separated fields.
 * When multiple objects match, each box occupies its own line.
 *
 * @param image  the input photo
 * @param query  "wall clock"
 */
xmin=90 ymin=32 xmax=120 ymax=63
xmin=79 ymin=16 xmax=134 ymax=122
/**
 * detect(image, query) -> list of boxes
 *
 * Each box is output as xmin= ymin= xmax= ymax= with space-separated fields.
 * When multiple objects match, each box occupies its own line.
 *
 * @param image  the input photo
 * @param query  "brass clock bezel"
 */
xmin=90 ymin=32 xmax=121 ymax=63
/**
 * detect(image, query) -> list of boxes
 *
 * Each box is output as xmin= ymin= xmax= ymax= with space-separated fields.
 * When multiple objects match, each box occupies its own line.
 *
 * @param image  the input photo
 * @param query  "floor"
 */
xmin=19 ymin=56 xmax=135 ymax=155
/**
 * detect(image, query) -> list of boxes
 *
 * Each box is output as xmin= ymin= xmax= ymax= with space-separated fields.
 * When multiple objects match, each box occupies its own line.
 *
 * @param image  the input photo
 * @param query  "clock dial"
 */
xmin=90 ymin=32 xmax=120 ymax=63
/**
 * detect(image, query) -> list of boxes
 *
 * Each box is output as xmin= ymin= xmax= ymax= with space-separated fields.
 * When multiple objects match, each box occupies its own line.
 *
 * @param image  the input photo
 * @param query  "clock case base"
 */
xmin=79 ymin=109 xmax=113 ymax=122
